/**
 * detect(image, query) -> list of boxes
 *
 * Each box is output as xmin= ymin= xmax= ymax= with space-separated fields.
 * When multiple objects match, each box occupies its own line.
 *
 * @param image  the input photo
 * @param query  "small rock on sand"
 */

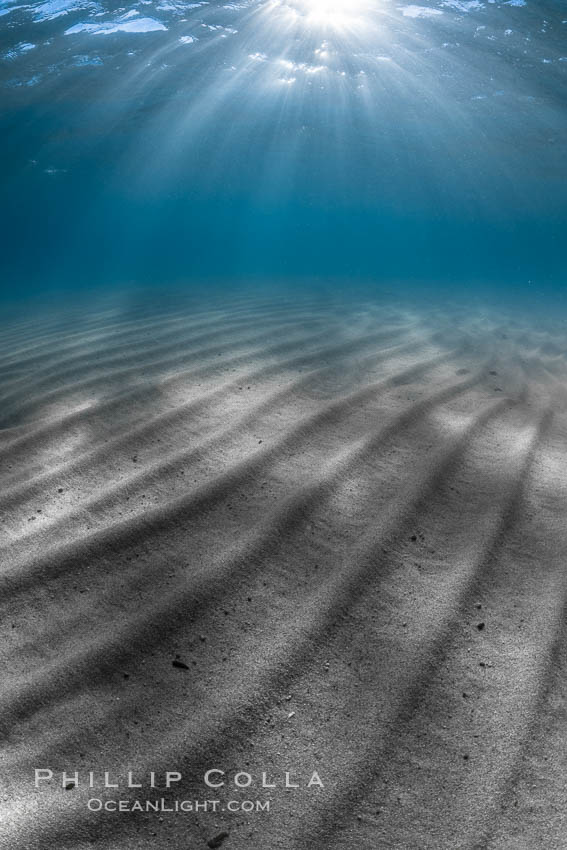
xmin=207 ymin=831 xmax=229 ymax=849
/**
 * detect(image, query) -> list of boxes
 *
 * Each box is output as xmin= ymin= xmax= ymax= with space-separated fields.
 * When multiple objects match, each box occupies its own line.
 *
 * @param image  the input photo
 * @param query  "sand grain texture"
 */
xmin=1 ymin=292 xmax=566 ymax=849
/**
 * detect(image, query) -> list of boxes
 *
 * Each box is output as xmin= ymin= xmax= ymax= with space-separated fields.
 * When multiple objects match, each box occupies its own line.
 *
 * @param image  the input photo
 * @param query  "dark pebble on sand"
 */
xmin=65 ymin=782 xmax=75 ymax=790
xmin=57 ymin=488 xmax=64 ymax=493
xmin=489 ymin=370 xmax=498 ymax=375
xmin=477 ymin=622 xmax=485 ymax=631
xmin=207 ymin=832 xmax=229 ymax=849
xmin=172 ymin=659 xmax=189 ymax=670
xmin=410 ymin=535 xmax=417 ymax=542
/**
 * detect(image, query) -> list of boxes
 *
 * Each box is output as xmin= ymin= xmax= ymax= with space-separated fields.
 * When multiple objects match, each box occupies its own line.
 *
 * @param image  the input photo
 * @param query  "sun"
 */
xmin=277 ymin=0 xmax=373 ymax=32
xmin=303 ymin=0 xmax=367 ymax=26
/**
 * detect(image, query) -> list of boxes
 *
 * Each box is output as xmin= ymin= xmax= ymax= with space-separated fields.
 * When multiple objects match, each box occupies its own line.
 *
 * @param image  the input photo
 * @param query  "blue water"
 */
xmin=1 ymin=0 xmax=566 ymax=311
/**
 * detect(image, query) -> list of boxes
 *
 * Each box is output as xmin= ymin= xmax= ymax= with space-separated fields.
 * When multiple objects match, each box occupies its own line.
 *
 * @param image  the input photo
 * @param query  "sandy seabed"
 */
xmin=1 ymin=290 xmax=566 ymax=850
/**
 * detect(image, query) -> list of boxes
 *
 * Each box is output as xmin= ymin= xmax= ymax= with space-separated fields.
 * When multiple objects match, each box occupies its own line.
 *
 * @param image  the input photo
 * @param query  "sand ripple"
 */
xmin=1 ymin=292 xmax=566 ymax=849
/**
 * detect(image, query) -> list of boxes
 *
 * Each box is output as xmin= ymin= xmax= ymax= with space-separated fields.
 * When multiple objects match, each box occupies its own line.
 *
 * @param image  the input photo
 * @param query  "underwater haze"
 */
xmin=0 ymin=0 xmax=566 ymax=308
